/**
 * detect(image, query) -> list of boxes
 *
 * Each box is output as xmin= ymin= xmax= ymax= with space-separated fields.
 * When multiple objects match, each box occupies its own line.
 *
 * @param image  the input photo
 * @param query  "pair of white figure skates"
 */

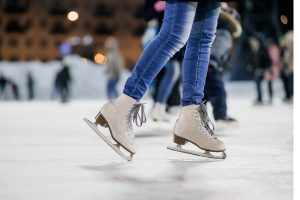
xmin=84 ymin=94 xmax=226 ymax=161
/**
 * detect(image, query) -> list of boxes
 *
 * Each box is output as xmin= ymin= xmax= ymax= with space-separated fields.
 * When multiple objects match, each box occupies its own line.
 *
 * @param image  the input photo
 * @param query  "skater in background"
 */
xmin=0 ymin=74 xmax=8 ymax=100
xmin=9 ymin=80 xmax=20 ymax=100
xmin=280 ymin=30 xmax=293 ymax=103
xmin=142 ymin=0 xmax=182 ymax=122
xmin=151 ymin=58 xmax=181 ymax=121
xmin=249 ymin=33 xmax=274 ymax=105
xmin=105 ymin=37 xmax=125 ymax=100
xmin=203 ymin=3 xmax=241 ymax=130
xmin=55 ymin=61 xmax=72 ymax=103
xmin=27 ymin=72 xmax=35 ymax=100
xmin=0 ymin=74 xmax=20 ymax=101
xmin=266 ymin=39 xmax=281 ymax=103
xmin=86 ymin=0 xmax=228 ymax=160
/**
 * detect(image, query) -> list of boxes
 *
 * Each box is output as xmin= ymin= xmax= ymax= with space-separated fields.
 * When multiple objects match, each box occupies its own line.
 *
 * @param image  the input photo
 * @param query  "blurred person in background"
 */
xmin=0 ymin=74 xmax=8 ymax=100
xmin=55 ymin=60 xmax=72 ymax=103
xmin=10 ymin=80 xmax=20 ymax=100
xmin=249 ymin=33 xmax=274 ymax=105
xmin=266 ymin=39 xmax=281 ymax=103
xmin=105 ymin=37 xmax=125 ymax=100
xmin=0 ymin=74 xmax=20 ymax=101
xmin=27 ymin=72 xmax=35 ymax=100
xmin=203 ymin=3 xmax=241 ymax=130
xmin=280 ymin=30 xmax=293 ymax=103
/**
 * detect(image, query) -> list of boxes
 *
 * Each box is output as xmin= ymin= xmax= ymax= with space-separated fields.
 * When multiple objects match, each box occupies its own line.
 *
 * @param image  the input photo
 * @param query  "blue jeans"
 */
xmin=107 ymin=78 xmax=119 ymax=100
xmin=156 ymin=59 xmax=180 ymax=103
xmin=204 ymin=67 xmax=227 ymax=120
xmin=123 ymin=1 xmax=220 ymax=106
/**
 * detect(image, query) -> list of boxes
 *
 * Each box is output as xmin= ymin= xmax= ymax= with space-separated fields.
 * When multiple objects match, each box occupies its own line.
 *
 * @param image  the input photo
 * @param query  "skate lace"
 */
xmin=196 ymin=103 xmax=215 ymax=136
xmin=127 ymin=103 xmax=147 ymax=129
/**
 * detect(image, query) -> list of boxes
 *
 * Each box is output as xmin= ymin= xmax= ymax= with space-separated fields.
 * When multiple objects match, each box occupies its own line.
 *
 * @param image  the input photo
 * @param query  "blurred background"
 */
xmin=0 ymin=0 xmax=293 ymax=102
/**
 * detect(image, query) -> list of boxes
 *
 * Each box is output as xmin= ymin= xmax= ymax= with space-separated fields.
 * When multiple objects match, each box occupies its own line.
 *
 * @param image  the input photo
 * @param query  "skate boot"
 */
xmin=83 ymin=94 xmax=146 ymax=161
xmin=151 ymin=102 xmax=171 ymax=122
xmin=167 ymin=103 xmax=226 ymax=159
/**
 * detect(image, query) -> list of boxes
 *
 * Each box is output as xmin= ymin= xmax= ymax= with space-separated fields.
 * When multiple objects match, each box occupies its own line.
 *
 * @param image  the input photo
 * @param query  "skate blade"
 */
xmin=167 ymin=145 xmax=226 ymax=159
xmin=83 ymin=118 xmax=133 ymax=161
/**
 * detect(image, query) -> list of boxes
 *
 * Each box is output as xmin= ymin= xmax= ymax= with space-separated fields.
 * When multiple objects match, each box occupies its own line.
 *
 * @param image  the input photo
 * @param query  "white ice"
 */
xmin=0 ymin=82 xmax=293 ymax=200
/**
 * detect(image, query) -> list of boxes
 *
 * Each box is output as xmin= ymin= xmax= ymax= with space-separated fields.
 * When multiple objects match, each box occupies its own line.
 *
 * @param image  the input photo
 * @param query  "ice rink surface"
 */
xmin=0 ymin=82 xmax=293 ymax=200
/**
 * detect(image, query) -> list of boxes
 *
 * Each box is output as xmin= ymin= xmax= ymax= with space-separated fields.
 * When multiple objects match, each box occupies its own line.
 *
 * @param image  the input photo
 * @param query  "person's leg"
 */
xmin=66 ymin=84 xmax=71 ymax=101
xmin=61 ymin=87 xmax=67 ymax=102
xmin=172 ymin=3 xmax=226 ymax=158
xmin=107 ymin=79 xmax=117 ymax=100
xmin=113 ymin=80 xmax=119 ymax=98
xmin=167 ymin=76 xmax=182 ymax=106
xmin=204 ymin=67 xmax=227 ymax=120
xmin=152 ymin=59 xmax=180 ymax=121
xmin=107 ymin=79 xmax=112 ymax=99
xmin=167 ymin=65 xmax=182 ymax=115
xmin=281 ymin=71 xmax=289 ymax=99
xmin=58 ymin=85 xmax=62 ymax=101
xmin=254 ymin=74 xmax=263 ymax=103
xmin=156 ymin=59 xmax=180 ymax=103
xmin=123 ymin=1 xmax=197 ymax=101
xmin=181 ymin=3 xmax=220 ymax=106
xmin=289 ymin=72 xmax=293 ymax=98
xmin=110 ymin=79 xmax=118 ymax=99
xmin=268 ymin=80 xmax=273 ymax=103
xmin=204 ymin=67 xmax=237 ymax=130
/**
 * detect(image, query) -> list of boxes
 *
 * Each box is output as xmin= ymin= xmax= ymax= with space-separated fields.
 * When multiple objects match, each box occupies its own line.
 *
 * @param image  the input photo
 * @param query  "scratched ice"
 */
xmin=0 ymin=82 xmax=293 ymax=200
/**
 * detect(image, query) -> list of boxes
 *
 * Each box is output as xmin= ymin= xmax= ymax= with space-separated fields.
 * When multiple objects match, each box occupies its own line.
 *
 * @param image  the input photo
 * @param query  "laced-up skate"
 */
xmin=83 ymin=94 xmax=146 ymax=161
xmin=167 ymin=103 xmax=226 ymax=159
xmin=151 ymin=102 xmax=171 ymax=122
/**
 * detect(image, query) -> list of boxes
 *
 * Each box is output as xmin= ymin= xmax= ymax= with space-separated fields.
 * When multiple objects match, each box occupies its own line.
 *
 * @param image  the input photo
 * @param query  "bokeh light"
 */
xmin=82 ymin=35 xmax=93 ymax=46
xmin=69 ymin=36 xmax=81 ymax=45
xmin=280 ymin=15 xmax=288 ymax=25
xmin=67 ymin=11 xmax=79 ymax=21
xmin=94 ymin=53 xmax=107 ymax=64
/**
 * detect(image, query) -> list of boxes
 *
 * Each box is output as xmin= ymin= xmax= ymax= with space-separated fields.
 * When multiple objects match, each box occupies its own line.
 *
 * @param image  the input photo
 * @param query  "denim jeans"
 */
xmin=156 ymin=59 xmax=180 ymax=103
xmin=204 ymin=67 xmax=227 ymax=120
xmin=123 ymin=1 xmax=220 ymax=106
xmin=107 ymin=78 xmax=119 ymax=100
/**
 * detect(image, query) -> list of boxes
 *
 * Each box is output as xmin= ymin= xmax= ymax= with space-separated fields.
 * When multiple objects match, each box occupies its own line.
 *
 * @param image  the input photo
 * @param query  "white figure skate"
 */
xmin=84 ymin=94 xmax=146 ymax=161
xmin=167 ymin=103 xmax=226 ymax=159
xmin=215 ymin=117 xmax=238 ymax=131
xmin=151 ymin=102 xmax=171 ymax=122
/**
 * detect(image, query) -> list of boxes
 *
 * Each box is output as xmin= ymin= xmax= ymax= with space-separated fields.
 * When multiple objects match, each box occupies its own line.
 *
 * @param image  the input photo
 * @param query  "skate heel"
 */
xmin=173 ymin=134 xmax=187 ymax=145
xmin=95 ymin=113 xmax=108 ymax=128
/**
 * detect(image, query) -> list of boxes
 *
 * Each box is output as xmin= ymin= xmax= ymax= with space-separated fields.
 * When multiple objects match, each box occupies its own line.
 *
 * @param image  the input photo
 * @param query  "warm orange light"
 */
xmin=280 ymin=15 xmax=288 ymax=25
xmin=94 ymin=53 xmax=107 ymax=64
xmin=67 ymin=11 xmax=79 ymax=21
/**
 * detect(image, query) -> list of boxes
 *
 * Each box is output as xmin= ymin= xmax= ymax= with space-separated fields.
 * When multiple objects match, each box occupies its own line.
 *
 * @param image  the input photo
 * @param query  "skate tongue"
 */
xmin=131 ymin=103 xmax=147 ymax=127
